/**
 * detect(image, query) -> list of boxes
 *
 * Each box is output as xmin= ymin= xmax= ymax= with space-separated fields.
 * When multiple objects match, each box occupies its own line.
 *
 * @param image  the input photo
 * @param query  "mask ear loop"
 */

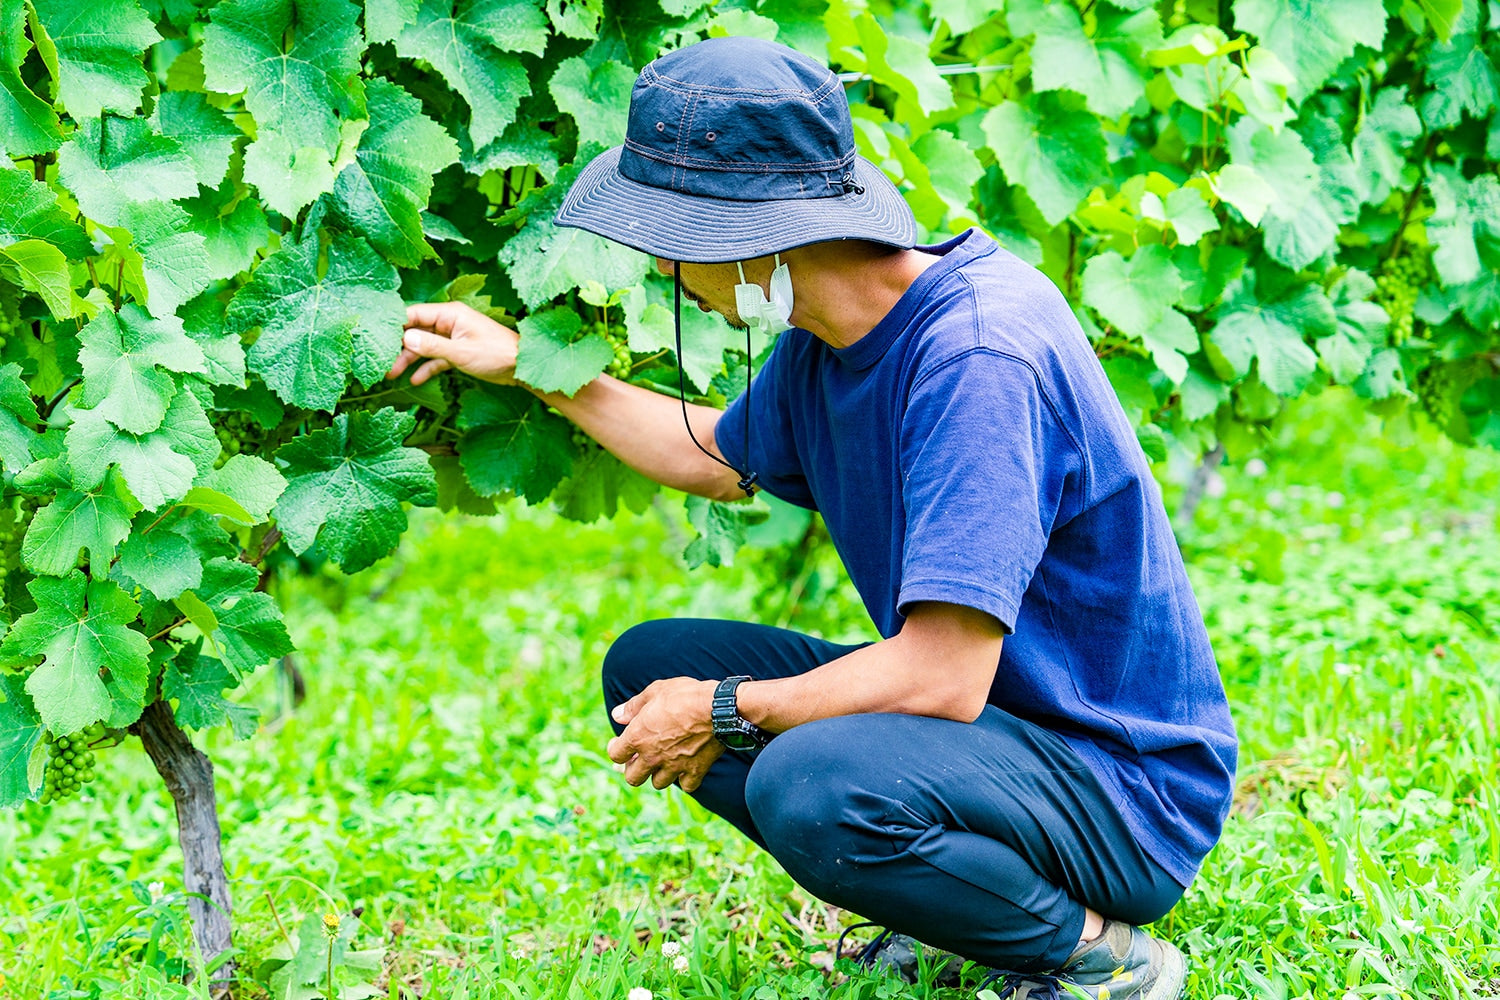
xmin=674 ymin=267 xmax=759 ymax=497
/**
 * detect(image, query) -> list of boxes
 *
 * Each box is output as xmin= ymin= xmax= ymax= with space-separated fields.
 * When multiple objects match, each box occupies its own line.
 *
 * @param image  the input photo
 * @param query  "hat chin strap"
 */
xmin=674 ymin=268 xmax=760 ymax=498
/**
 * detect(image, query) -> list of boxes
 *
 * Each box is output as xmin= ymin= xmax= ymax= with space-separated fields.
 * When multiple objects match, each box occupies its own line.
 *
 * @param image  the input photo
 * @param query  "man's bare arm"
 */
xmin=389 ymin=301 xmax=745 ymax=501
xmin=607 ymin=602 xmax=1005 ymax=791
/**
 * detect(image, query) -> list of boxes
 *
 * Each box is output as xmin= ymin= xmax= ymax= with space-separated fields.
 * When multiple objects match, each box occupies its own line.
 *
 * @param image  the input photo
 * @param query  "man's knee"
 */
xmin=744 ymin=718 xmax=921 ymax=901
xmin=600 ymin=619 xmax=682 ymax=720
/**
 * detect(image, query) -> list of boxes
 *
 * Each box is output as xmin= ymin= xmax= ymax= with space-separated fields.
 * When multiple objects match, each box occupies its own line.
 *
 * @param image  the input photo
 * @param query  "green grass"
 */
xmin=2 ymin=390 xmax=1500 ymax=999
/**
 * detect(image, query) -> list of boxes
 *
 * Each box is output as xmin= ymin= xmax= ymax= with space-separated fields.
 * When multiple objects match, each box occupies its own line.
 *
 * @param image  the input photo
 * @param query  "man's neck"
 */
xmin=786 ymin=245 xmax=942 ymax=349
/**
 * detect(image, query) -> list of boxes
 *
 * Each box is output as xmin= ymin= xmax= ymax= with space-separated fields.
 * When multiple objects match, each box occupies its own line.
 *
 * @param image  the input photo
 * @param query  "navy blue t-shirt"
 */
xmin=716 ymin=229 xmax=1237 ymax=885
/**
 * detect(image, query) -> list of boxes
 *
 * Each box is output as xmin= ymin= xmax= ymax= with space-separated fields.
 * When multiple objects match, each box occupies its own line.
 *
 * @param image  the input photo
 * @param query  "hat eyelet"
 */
xmin=705 ymin=131 xmax=717 ymax=141
xmin=655 ymin=121 xmax=665 ymax=132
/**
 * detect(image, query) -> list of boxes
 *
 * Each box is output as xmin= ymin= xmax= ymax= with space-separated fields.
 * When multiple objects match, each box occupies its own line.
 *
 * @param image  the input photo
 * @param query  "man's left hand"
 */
xmin=607 ymin=678 xmax=724 ymax=792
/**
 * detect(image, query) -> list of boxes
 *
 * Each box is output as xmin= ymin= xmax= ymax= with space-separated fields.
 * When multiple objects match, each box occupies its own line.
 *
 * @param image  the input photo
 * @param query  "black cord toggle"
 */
xmin=737 ymin=471 xmax=759 ymax=497
xmin=841 ymin=173 xmax=865 ymax=195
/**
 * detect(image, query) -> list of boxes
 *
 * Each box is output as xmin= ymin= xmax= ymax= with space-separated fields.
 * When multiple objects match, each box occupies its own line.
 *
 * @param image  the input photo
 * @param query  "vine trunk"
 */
xmin=132 ymin=700 xmax=235 ymax=988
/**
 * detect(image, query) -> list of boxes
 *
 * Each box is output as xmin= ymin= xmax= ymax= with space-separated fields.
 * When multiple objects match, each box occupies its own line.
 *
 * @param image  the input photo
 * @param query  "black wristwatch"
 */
xmin=711 ymin=675 xmax=774 ymax=751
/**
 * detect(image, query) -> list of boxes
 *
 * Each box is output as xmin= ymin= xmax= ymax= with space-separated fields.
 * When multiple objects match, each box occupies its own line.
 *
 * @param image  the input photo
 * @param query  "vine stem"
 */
xmin=1386 ymin=135 xmax=1441 ymax=264
xmin=39 ymin=381 xmax=79 ymax=421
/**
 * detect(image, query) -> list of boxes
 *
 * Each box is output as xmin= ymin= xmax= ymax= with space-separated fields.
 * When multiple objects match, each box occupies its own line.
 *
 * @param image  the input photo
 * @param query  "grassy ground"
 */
xmin=2 ymin=390 xmax=1499 ymax=999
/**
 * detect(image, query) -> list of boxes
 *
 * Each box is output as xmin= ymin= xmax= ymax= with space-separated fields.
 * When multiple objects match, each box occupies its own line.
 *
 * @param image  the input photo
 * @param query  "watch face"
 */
xmin=719 ymin=727 xmax=760 ymax=751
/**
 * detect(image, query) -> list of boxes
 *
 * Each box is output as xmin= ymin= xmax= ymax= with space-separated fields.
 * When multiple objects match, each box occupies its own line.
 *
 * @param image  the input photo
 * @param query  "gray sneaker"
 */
xmin=837 ymin=923 xmax=966 ymax=986
xmin=985 ymin=921 xmax=1186 ymax=999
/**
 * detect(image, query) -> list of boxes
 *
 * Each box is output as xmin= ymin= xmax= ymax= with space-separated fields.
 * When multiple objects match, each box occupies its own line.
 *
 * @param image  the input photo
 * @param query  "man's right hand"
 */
xmin=387 ymin=302 xmax=520 ymax=386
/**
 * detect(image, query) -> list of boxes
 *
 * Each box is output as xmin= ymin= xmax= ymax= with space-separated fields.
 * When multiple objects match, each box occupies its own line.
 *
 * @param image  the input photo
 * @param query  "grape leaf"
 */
xmin=366 ymin=0 xmax=420 ymax=42
xmin=683 ymin=495 xmax=768 ymax=568
xmin=549 ymin=58 xmax=634 ymax=151
xmin=21 ymin=483 xmax=135 ymax=578
xmin=1353 ymin=88 xmax=1423 ymax=206
xmin=853 ymin=14 xmax=954 ymax=116
xmin=393 ymin=0 xmax=549 ymax=149
xmin=203 ymin=0 xmax=366 ymax=215
xmin=180 ymin=182 xmax=270 ymax=282
xmin=77 ymin=305 xmax=206 ymax=435
xmin=546 ymin=0 xmax=601 ymax=37
xmin=896 ymin=130 xmax=983 ymax=229
xmin=0 ymin=361 xmax=35 ymax=472
xmin=1158 ymin=186 xmax=1220 ymax=246
xmin=1317 ymin=282 xmax=1388 ymax=386
xmin=66 ymin=391 xmax=217 ymax=511
xmin=31 ymin=0 xmax=159 ymax=121
xmin=0 ymin=239 xmax=74 ymax=319
xmin=1212 ymin=277 xmax=1332 ymax=396
xmin=180 ymin=293 xmax=247 ymax=387
xmin=1081 ymin=247 xmax=1196 ymax=383
xmin=1010 ymin=0 xmax=1160 ymax=118
xmin=1232 ymin=0 xmax=1386 ymax=101
xmin=1419 ymin=23 xmax=1499 ymax=129
xmin=0 ymin=674 xmax=43 ymax=807
xmin=192 ymin=558 xmax=294 ymax=676
xmin=927 ymin=0 xmax=1003 ymax=33
xmin=119 ymin=518 xmax=202 ymax=600
xmin=56 ymin=116 xmax=198 ymax=228
xmin=152 ymin=91 xmax=241 ymax=189
xmin=1427 ymin=165 xmax=1500 ymax=288
xmin=1 ymin=572 xmax=151 ymax=735
xmin=96 ymin=200 xmax=214 ymax=320
xmin=273 ymin=407 xmax=437 ymax=573
xmin=229 ymin=231 xmax=404 ymax=411
xmin=552 ymin=447 xmax=657 ymax=522
xmin=498 ymin=160 xmax=651 ymax=306
xmin=515 ymin=307 xmax=612 ymax=396
xmin=456 ymin=384 xmax=573 ymax=502
xmin=981 ymin=93 xmax=1107 ymax=227
xmin=329 ymin=79 xmax=460 ymax=267
xmin=162 ymin=644 xmax=257 ymax=736
xmin=1227 ymin=118 xmax=1332 ymax=271
xmin=199 ymin=454 xmax=287 ymax=521
xmin=0 ymin=170 xmax=91 ymax=258
xmin=0 ymin=0 xmax=61 ymax=156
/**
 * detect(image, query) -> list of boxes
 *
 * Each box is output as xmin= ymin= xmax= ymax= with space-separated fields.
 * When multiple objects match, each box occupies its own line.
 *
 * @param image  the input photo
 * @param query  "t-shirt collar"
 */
xmin=829 ymin=227 xmax=994 ymax=371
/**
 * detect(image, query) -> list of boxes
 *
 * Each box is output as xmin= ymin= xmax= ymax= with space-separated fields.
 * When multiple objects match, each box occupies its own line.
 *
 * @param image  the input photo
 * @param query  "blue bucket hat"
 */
xmin=553 ymin=36 xmax=916 ymax=264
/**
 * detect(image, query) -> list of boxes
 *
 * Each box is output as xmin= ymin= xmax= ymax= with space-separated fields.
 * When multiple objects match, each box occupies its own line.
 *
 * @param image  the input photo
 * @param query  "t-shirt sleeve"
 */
xmin=715 ymin=335 xmax=816 ymax=509
xmin=897 ymin=349 xmax=1076 ymax=633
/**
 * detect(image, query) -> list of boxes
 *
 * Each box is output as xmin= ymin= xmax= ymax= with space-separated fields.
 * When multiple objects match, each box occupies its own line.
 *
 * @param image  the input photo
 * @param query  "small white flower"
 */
xmin=1244 ymin=458 xmax=1268 ymax=478
xmin=1325 ymin=491 xmax=1345 ymax=508
xmin=1333 ymin=661 xmax=1358 ymax=677
xmin=510 ymin=948 xmax=527 ymax=961
xmin=628 ymin=989 xmax=653 ymax=1000
xmin=1205 ymin=474 xmax=1227 ymax=499
xmin=148 ymin=881 xmax=165 ymax=903
xmin=661 ymin=941 xmax=681 ymax=957
xmin=1395 ymin=918 xmax=1423 ymax=935
xmin=1266 ymin=489 xmax=1285 ymax=509
xmin=672 ymin=954 xmax=690 ymax=975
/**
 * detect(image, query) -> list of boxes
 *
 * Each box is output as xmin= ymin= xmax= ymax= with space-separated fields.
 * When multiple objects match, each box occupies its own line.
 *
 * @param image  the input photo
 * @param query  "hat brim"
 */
xmin=553 ymin=147 xmax=916 ymax=264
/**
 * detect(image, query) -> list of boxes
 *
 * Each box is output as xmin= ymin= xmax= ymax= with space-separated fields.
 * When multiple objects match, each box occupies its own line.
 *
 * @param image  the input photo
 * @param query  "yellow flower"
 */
xmin=323 ymin=912 xmax=341 ymax=936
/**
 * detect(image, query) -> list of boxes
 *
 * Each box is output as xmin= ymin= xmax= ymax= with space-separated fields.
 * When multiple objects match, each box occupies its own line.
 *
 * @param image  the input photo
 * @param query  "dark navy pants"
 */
xmin=601 ymin=618 xmax=1185 ymax=973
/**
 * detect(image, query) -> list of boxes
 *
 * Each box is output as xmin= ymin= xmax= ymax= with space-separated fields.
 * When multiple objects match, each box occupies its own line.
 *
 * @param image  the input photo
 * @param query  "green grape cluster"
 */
xmin=211 ymin=410 xmax=260 ymax=467
xmin=1375 ymin=255 xmax=1429 ymax=345
xmin=0 ymin=315 xmax=13 ymax=350
xmin=0 ymin=496 xmax=37 ymax=583
xmin=591 ymin=320 xmax=633 ymax=379
xmin=1416 ymin=362 xmax=1455 ymax=426
xmin=40 ymin=723 xmax=107 ymax=805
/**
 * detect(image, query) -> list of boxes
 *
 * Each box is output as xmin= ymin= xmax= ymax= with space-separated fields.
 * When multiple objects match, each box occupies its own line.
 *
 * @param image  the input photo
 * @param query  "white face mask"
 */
xmin=734 ymin=254 xmax=794 ymax=335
